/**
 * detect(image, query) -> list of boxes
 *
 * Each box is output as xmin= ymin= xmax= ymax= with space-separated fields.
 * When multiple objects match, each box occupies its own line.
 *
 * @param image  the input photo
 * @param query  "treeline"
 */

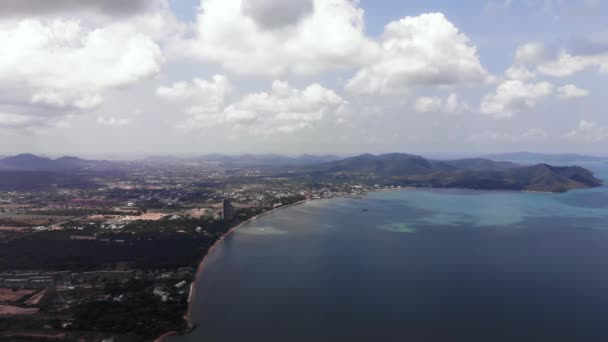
xmin=0 ymin=216 xmax=236 ymax=271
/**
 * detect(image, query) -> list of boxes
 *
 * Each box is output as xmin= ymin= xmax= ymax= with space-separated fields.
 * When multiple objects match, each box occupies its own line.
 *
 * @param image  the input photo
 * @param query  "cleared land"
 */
xmin=0 ymin=305 xmax=39 ymax=315
xmin=0 ymin=288 xmax=36 ymax=302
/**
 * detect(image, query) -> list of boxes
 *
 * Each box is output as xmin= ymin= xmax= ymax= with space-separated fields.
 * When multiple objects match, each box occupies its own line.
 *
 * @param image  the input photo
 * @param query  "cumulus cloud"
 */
xmin=156 ymin=75 xmax=233 ymax=116
xmin=504 ymin=66 xmax=536 ymax=80
xmin=480 ymin=80 xmax=553 ymax=118
xmin=0 ymin=0 xmax=184 ymax=40
xmin=414 ymin=97 xmax=443 ymax=113
xmin=444 ymin=93 xmax=470 ymax=113
xmin=557 ymin=84 xmax=590 ymax=98
xmin=242 ymin=0 xmax=314 ymax=30
xmin=174 ymin=0 xmax=376 ymax=76
xmin=162 ymin=77 xmax=348 ymax=134
xmin=567 ymin=120 xmax=608 ymax=142
xmin=0 ymin=0 xmax=154 ymax=18
xmin=222 ymin=81 xmax=348 ymax=133
xmin=413 ymin=93 xmax=469 ymax=113
xmin=514 ymin=42 xmax=548 ymax=65
xmin=0 ymin=18 xmax=163 ymax=129
xmin=508 ymin=39 xmax=608 ymax=78
xmin=346 ymin=13 xmax=489 ymax=95
xmin=536 ymin=52 xmax=597 ymax=77
xmin=503 ymin=43 xmax=546 ymax=80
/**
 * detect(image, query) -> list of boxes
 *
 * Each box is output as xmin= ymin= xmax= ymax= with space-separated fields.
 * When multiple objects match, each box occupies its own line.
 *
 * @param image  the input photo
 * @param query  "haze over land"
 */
xmin=1 ymin=0 xmax=608 ymax=156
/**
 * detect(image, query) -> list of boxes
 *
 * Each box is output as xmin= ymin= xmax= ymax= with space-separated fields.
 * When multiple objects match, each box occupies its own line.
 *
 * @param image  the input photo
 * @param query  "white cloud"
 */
xmin=567 ymin=120 xmax=608 ymax=141
xmin=346 ymin=13 xmax=489 ymax=95
xmin=508 ymin=41 xmax=608 ymax=78
xmin=0 ymin=18 xmax=164 ymax=128
xmin=444 ymin=93 xmax=470 ymax=113
xmin=156 ymin=75 xmax=233 ymax=117
xmin=0 ymin=0 xmax=184 ymax=40
xmin=414 ymin=97 xmax=443 ymax=113
xmin=174 ymin=0 xmax=376 ymax=76
xmin=557 ymin=84 xmax=590 ymax=98
xmin=504 ymin=66 xmax=536 ymax=80
xmin=480 ymin=80 xmax=553 ymax=118
xmin=413 ymin=93 xmax=469 ymax=114
xmin=0 ymin=0 xmax=183 ymax=133
xmin=514 ymin=42 xmax=548 ymax=65
xmin=536 ymin=52 xmax=594 ymax=77
xmin=221 ymin=81 xmax=348 ymax=133
xmin=0 ymin=0 xmax=155 ymax=18
xmin=171 ymin=79 xmax=348 ymax=134
xmin=503 ymin=43 xmax=546 ymax=80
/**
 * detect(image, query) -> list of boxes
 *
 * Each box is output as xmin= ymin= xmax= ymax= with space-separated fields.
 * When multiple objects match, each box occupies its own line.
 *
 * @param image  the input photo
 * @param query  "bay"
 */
xmin=171 ymin=162 xmax=608 ymax=342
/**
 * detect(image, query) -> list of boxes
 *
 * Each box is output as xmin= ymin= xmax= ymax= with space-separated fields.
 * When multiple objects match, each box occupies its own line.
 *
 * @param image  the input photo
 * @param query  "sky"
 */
xmin=1 ymin=0 xmax=607 ymax=157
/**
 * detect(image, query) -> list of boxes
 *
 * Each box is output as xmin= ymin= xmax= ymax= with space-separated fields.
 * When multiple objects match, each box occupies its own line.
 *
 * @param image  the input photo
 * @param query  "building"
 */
xmin=222 ymin=199 xmax=234 ymax=221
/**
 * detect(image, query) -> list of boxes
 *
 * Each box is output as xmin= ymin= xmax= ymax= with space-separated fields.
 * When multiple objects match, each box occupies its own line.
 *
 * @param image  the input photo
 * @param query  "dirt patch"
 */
xmin=126 ymin=213 xmax=167 ymax=221
xmin=184 ymin=208 xmax=209 ymax=218
xmin=0 ymin=305 xmax=39 ymax=315
xmin=0 ymin=226 xmax=27 ymax=232
xmin=0 ymin=288 xmax=36 ymax=302
xmin=87 ymin=212 xmax=168 ymax=221
xmin=24 ymin=290 xmax=46 ymax=306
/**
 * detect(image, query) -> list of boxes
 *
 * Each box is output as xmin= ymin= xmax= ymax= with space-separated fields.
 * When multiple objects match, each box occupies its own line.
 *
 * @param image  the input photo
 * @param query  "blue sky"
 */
xmin=0 ymin=0 xmax=607 ymax=156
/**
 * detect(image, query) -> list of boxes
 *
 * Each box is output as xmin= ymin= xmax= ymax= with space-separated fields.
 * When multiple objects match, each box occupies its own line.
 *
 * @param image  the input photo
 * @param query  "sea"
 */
xmin=170 ymin=161 xmax=608 ymax=342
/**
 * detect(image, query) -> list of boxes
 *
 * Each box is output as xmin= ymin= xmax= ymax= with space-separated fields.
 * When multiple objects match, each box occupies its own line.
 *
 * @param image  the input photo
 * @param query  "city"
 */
xmin=0 ymin=154 xmax=383 ymax=341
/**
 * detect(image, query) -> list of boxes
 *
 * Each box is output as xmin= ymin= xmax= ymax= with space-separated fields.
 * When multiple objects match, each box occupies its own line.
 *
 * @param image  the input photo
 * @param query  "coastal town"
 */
xmin=0 ymin=153 xmax=601 ymax=341
xmin=0 ymin=155 xmax=381 ymax=341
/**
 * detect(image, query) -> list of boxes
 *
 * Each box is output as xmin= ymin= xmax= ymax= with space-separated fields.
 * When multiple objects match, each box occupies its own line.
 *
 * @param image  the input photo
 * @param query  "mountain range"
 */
xmin=0 ymin=154 xmax=113 ymax=171
xmin=288 ymin=153 xmax=602 ymax=192
xmin=0 ymin=153 xmax=602 ymax=192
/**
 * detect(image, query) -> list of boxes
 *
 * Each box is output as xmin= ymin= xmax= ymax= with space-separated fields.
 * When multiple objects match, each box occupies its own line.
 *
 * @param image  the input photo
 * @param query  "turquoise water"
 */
xmin=171 ymin=162 xmax=608 ymax=342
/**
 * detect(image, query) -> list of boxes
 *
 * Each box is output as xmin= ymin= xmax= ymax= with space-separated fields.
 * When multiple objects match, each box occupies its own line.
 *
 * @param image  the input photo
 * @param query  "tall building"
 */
xmin=222 ymin=199 xmax=234 ymax=221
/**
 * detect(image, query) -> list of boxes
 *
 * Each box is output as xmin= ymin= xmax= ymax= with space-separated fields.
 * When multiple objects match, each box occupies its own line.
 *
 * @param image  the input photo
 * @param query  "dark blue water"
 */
xmin=171 ymin=162 xmax=608 ymax=342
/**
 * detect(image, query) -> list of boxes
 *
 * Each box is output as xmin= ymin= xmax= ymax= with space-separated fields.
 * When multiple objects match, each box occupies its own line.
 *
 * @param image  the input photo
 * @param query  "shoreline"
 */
xmin=152 ymin=185 xmax=584 ymax=341
xmin=155 ymin=198 xmax=312 ymax=341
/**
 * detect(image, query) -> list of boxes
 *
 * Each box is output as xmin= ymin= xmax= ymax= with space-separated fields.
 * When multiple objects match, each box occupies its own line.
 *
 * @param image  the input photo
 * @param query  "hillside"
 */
xmin=0 ymin=154 xmax=113 ymax=171
xmin=292 ymin=153 xmax=602 ymax=192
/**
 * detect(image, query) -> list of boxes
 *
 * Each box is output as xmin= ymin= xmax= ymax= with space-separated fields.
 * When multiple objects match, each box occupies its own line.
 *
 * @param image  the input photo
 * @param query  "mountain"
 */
xmin=290 ymin=153 xmax=602 ymax=192
xmin=195 ymin=154 xmax=341 ymax=167
xmin=481 ymin=152 xmax=606 ymax=163
xmin=403 ymin=164 xmax=601 ymax=192
xmin=0 ymin=154 xmax=114 ymax=171
xmin=0 ymin=153 xmax=53 ymax=170
xmin=307 ymin=154 xmax=518 ymax=176
xmin=442 ymin=158 xmax=519 ymax=171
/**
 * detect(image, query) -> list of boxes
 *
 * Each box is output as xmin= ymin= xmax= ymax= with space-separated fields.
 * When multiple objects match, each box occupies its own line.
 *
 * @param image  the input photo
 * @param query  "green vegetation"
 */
xmin=72 ymin=280 xmax=187 ymax=339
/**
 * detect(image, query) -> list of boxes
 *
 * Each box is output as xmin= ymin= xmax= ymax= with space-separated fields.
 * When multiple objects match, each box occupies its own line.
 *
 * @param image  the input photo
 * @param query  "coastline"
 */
xmin=155 ymin=198 xmax=312 ymax=341
xmin=152 ymin=184 xmax=581 ymax=341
